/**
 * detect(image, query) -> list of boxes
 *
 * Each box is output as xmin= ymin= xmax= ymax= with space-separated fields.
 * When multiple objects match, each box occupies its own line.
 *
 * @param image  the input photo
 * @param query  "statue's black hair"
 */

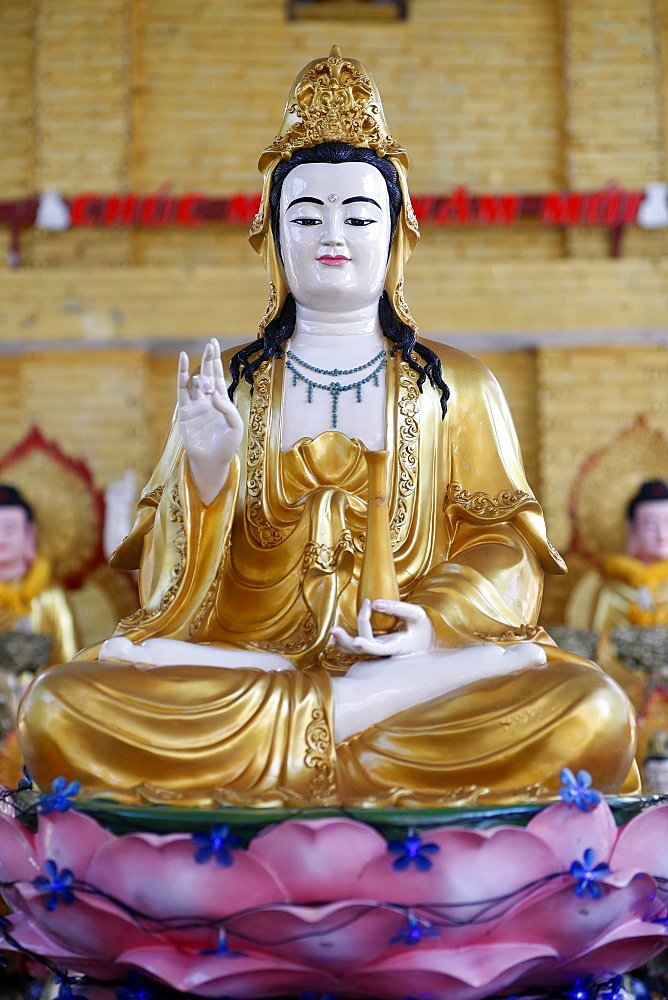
xmin=0 ymin=484 xmax=34 ymax=522
xmin=228 ymin=142 xmax=450 ymax=418
xmin=627 ymin=479 xmax=668 ymax=521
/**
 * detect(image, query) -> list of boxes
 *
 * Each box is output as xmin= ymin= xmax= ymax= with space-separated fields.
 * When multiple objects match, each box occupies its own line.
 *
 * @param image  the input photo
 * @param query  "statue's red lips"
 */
xmin=317 ymin=254 xmax=350 ymax=265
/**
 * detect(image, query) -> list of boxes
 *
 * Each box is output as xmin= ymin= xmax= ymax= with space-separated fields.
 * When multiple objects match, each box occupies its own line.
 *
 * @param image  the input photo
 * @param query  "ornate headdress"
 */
xmin=249 ymin=46 xmax=419 ymax=334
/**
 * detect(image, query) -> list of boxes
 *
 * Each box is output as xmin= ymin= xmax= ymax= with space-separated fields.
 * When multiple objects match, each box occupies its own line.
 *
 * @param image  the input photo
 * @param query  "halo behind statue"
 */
xmin=0 ymin=426 xmax=105 ymax=588
xmin=568 ymin=415 xmax=668 ymax=566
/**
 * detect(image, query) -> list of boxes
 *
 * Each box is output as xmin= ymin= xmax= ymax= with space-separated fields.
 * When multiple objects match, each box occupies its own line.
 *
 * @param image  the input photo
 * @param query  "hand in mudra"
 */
xmin=178 ymin=338 xmax=244 ymax=504
xmin=331 ymin=598 xmax=435 ymax=658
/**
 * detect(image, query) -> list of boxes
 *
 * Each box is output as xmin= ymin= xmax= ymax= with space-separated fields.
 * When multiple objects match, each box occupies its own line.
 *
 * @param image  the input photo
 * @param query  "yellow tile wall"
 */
xmin=538 ymin=344 xmax=668 ymax=551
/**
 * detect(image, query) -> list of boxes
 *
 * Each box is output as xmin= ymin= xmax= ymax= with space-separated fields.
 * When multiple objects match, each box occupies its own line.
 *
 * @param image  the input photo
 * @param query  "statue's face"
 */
xmin=0 ymin=506 xmax=36 ymax=580
xmin=627 ymin=499 xmax=668 ymax=562
xmin=279 ymin=161 xmax=391 ymax=313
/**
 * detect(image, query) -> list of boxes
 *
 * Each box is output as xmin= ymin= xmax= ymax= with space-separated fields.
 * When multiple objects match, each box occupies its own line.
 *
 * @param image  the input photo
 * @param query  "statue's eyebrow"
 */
xmin=342 ymin=196 xmax=382 ymax=209
xmin=286 ymin=196 xmax=324 ymax=209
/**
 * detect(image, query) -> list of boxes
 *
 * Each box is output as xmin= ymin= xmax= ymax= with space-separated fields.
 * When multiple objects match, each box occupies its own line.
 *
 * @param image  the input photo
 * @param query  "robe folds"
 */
xmin=18 ymin=341 xmax=640 ymax=806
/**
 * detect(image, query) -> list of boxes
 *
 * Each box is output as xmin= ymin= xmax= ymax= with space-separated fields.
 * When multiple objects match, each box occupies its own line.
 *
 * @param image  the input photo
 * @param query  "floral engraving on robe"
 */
xmin=447 ymin=483 xmax=531 ymax=519
xmin=160 ymin=484 xmax=188 ymax=610
xmin=252 ymin=616 xmax=318 ymax=656
xmin=303 ymin=531 xmax=354 ymax=573
xmin=120 ymin=484 xmax=186 ymax=627
xmin=305 ymin=707 xmax=336 ymax=801
xmin=246 ymin=362 xmax=283 ymax=547
xmin=188 ymin=542 xmax=230 ymax=639
xmin=474 ymin=624 xmax=542 ymax=643
xmin=256 ymin=280 xmax=278 ymax=336
xmin=392 ymin=363 xmax=420 ymax=544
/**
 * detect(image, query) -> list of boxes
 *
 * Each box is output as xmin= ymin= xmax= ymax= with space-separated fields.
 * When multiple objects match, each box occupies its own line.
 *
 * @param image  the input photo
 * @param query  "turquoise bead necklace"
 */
xmin=285 ymin=349 xmax=386 ymax=429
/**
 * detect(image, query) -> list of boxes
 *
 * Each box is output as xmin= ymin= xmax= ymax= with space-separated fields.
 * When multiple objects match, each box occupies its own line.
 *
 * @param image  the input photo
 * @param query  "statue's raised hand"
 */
xmin=177 ymin=338 xmax=244 ymax=505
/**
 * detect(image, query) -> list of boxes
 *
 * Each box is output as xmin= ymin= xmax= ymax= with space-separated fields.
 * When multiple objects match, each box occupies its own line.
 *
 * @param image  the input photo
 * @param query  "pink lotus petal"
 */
xmin=354 ymin=825 xmax=558 ymax=912
xmin=5 ymin=911 xmax=125 ymax=979
xmin=228 ymin=900 xmax=405 ymax=974
xmin=119 ymin=943 xmax=328 ymax=998
xmin=248 ymin=818 xmax=386 ymax=900
xmin=35 ymin=809 xmax=113 ymax=874
xmin=0 ymin=808 xmax=39 ymax=886
xmin=87 ymin=831 xmax=283 ymax=920
xmin=529 ymin=920 xmax=668 ymax=989
xmin=14 ymin=882 xmax=163 ymax=958
xmin=527 ymin=799 xmax=619 ymax=868
xmin=610 ymin=802 xmax=668 ymax=882
xmin=348 ymin=940 xmax=557 ymax=1000
xmin=0 ymin=799 xmax=666 ymax=1000
xmin=487 ymin=874 xmax=661 ymax=956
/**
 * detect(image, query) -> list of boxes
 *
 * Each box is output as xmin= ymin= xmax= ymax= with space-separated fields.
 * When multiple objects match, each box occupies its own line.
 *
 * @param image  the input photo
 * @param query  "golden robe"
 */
xmin=18 ymin=342 xmax=639 ymax=806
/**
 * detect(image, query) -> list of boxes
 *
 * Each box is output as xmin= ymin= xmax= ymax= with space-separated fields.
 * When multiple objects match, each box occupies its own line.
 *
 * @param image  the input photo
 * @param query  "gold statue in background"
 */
xmin=19 ymin=48 xmax=639 ymax=807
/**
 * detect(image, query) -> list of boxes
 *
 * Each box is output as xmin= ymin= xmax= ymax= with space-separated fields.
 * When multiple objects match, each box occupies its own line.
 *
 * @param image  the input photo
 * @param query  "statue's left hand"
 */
xmin=330 ymin=598 xmax=434 ymax=657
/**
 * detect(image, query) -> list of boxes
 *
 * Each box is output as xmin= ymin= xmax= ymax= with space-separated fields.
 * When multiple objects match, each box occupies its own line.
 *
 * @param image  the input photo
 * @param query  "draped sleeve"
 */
xmin=107 ymin=375 xmax=244 ymax=646
xmin=407 ymin=343 xmax=566 ymax=646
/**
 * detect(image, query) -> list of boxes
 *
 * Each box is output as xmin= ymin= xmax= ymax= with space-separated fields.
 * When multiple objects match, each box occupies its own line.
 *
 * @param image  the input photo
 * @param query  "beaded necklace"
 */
xmin=285 ymin=349 xmax=386 ymax=429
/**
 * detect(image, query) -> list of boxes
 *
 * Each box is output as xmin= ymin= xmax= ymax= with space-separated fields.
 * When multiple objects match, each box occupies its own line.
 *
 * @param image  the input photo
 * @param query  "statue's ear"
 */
xmin=626 ymin=519 xmax=640 ymax=558
xmin=24 ymin=521 xmax=38 ymax=565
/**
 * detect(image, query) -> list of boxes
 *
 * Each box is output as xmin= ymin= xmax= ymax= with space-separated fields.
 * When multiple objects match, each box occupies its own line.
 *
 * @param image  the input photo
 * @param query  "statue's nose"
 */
xmin=321 ymin=215 xmax=345 ymax=247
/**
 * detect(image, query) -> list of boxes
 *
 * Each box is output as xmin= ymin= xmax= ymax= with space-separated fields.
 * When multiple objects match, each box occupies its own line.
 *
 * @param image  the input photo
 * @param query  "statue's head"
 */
xmin=249 ymin=46 xmax=418 ymax=334
xmin=626 ymin=479 xmax=668 ymax=563
xmin=0 ymin=484 xmax=37 ymax=581
xmin=269 ymin=143 xmax=397 ymax=315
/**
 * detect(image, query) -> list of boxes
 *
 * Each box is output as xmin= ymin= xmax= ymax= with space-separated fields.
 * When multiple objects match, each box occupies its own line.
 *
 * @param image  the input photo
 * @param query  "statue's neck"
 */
xmin=0 ymin=558 xmax=30 ymax=583
xmin=291 ymin=303 xmax=385 ymax=355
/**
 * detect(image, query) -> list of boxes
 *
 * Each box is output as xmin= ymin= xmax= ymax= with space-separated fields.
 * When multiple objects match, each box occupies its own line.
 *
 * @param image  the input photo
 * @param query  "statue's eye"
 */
xmin=291 ymin=218 xmax=321 ymax=226
xmin=345 ymin=218 xmax=375 ymax=227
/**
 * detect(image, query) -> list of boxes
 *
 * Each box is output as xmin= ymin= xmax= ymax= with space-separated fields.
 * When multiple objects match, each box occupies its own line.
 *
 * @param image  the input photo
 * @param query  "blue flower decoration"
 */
xmin=33 ymin=859 xmax=75 ymax=911
xmin=191 ymin=824 xmax=243 ymax=866
xmin=199 ymin=927 xmax=246 ymax=957
xmin=567 ymin=976 xmax=598 ymax=1000
xmin=388 ymin=833 xmax=440 ymax=872
xmin=570 ymin=848 xmax=610 ymax=899
xmin=599 ymin=975 xmax=624 ymax=1000
xmin=559 ymin=768 xmax=602 ymax=812
xmin=38 ymin=776 xmax=80 ymax=815
xmin=116 ymin=971 xmax=155 ymax=1000
xmin=390 ymin=911 xmax=440 ymax=947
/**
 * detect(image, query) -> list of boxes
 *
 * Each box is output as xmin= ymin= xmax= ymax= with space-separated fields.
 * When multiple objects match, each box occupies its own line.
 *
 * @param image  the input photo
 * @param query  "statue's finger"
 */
xmin=177 ymin=352 xmax=192 ymax=402
xmin=372 ymin=599 xmax=424 ymax=623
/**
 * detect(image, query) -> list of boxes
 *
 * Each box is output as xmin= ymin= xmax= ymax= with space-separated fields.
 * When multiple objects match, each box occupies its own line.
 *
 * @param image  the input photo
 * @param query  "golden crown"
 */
xmin=258 ymin=45 xmax=408 ymax=171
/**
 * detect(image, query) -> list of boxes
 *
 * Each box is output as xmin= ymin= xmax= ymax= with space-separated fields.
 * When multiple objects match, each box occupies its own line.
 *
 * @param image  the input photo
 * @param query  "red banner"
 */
xmin=1 ymin=183 xmax=666 ymax=264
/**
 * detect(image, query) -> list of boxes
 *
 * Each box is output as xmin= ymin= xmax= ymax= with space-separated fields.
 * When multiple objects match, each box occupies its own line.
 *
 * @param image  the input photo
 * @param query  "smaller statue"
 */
xmin=566 ymin=479 xmax=668 ymax=772
xmin=571 ymin=479 xmax=668 ymax=633
xmin=0 ymin=484 xmax=77 ymax=736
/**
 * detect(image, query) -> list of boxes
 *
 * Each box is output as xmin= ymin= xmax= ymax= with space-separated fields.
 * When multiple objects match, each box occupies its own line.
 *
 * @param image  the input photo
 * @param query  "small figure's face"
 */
xmin=627 ymin=499 xmax=668 ymax=562
xmin=0 ymin=506 xmax=36 ymax=580
xmin=279 ymin=162 xmax=391 ymax=313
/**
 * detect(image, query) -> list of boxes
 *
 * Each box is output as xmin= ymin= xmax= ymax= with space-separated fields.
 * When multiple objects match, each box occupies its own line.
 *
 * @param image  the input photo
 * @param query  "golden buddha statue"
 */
xmin=0 ymin=484 xmax=77 ymax=671
xmin=566 ymin=478 xmax=668 ymax=769
xmin=18 ymin=48 xmax=639 ymax=808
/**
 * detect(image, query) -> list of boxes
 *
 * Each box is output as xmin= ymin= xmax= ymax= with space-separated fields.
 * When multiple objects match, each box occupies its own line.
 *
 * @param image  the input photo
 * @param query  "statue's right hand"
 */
xmin=177 ymin=338 xmax=244 ymax=504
